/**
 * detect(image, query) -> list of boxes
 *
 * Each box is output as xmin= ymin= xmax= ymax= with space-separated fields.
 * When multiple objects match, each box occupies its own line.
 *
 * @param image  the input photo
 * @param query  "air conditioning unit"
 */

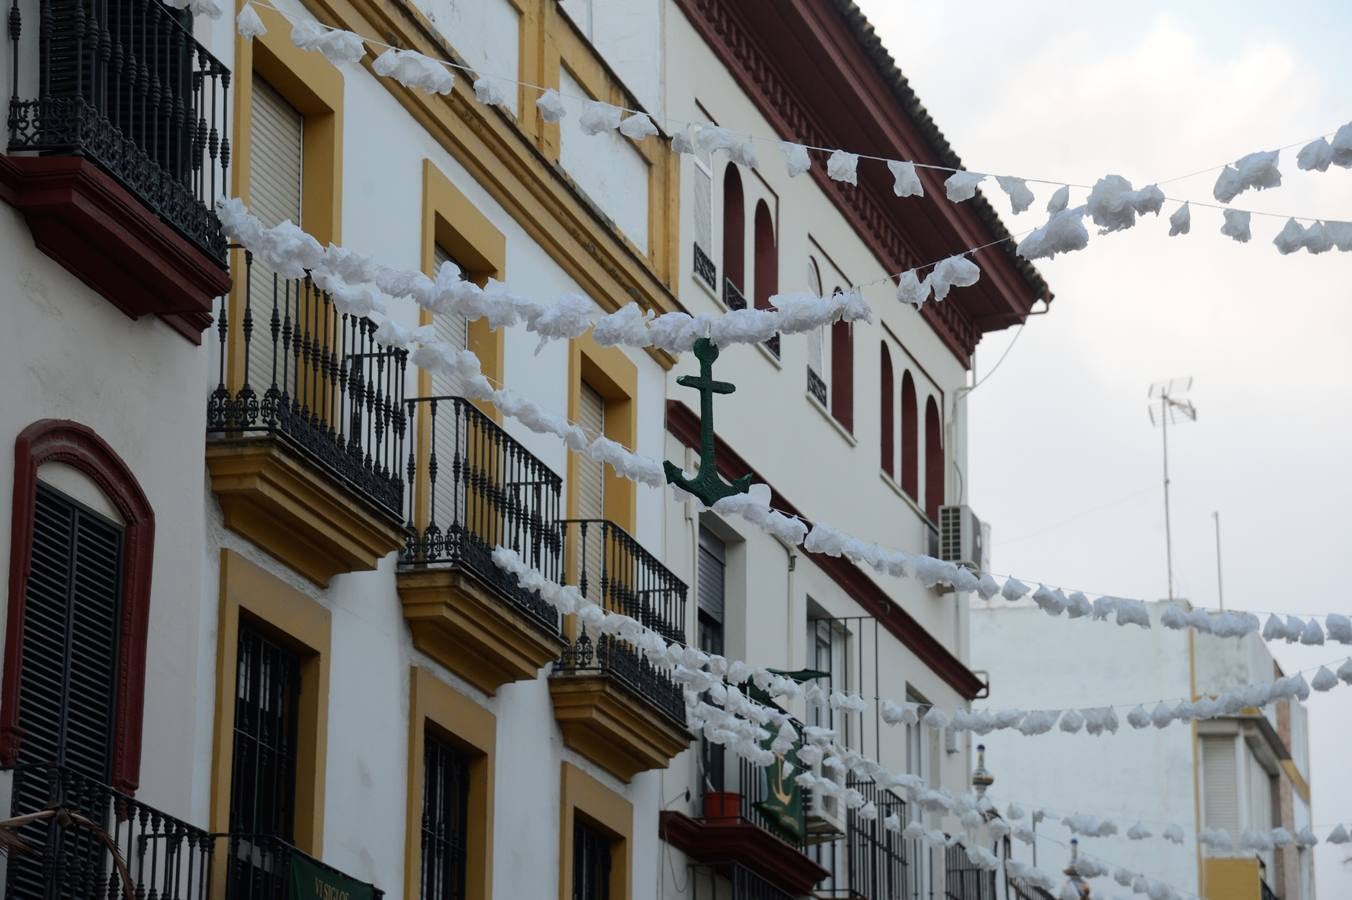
xmin=803 ymin=768 xmax=847 ymax=844
xmin=938 ymin=506 xmax=986 ymax=592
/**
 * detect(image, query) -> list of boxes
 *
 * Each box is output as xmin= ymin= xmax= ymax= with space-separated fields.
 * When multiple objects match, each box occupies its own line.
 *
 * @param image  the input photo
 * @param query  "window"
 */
xmin=573 ymin=818 xmax=613 ymax=900
xmin=924 ymin=397 xmax=943 ymax=521
xmin=721 ymin=165 xmax=745 ymax=309
xmin=806 ymin=259 xmax=827 ymax=405
xmin=431 ymin=244 xmax=471 ymax=396
xmin=753 ymin=200 xmax=780 ymax=356
xmin=697 ymin=528 xmax=726 ymax=792
xmin=880 ymin=344 xmax=894 ymax=477
xmin=830 ymin=318 xmax=854 ymax=432
xmin=1201 ymin=735 xmax=1240 ymax=843
xmin=422 ymin=729 xmax=472 ymax=900
xmin=2 ymin=420 xmax=155 ymax=797
xmin=229 ymin=619 xmax=302 ymax=842
xmin=900 ymin=372 xmax=918 ymax=500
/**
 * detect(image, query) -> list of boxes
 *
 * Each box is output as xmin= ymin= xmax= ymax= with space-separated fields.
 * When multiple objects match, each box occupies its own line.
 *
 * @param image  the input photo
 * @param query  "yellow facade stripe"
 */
xmin=403 ymin=667 xmax=496 ymax=900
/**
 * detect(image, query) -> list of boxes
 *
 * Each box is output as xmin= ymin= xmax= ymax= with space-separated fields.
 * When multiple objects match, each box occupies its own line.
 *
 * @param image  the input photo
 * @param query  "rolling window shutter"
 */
xmin=1202 ymin=736 xmax=1240 ymax=836
xmin=575 ymin=385 xmax=605 ymax=521
xmin=246 ymin=78 xmax=304 ymax=391
xmin=17 ymin=484 xmax=123 ymax=779
xmin=431 ymin=245 xmax=471 ymax=398
xmin=696 ymin=528 xmax=725 ymax=624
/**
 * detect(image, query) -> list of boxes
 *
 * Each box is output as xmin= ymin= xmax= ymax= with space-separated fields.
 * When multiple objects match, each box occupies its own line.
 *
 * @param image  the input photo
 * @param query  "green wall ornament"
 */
xmin=664 ymin=338 xmax=753 ymax=506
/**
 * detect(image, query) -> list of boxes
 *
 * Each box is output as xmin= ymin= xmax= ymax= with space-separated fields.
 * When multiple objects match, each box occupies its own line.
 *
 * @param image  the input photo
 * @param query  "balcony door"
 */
xmin=245 ymin=78 xmax=304 ymax=397
xmin=227 ymin=619 xmax=302 ymax=893
xmin=6 ymin=483 xmax=125 ymax=898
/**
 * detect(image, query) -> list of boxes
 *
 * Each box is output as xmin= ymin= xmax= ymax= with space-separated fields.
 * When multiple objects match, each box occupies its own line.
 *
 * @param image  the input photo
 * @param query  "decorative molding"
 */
xmin=396 ymin=566 xmax=566 ymax=695
xmin=549 ymin=673 xmax=693 ymax=782
xmin=205 ymin=438 xmax=405 ymax=587
xmin=659 ymin=810 xmax=829 ymax=896
xmin=0 ymin=154 xmax=229 ymax=343
xmin=673 ymin=0 xmax=1043 ymax=363
xmin=667 ymin=400 xmax=985 ymax=699
xmin=1 ymin=420 xmax=156 ymax=795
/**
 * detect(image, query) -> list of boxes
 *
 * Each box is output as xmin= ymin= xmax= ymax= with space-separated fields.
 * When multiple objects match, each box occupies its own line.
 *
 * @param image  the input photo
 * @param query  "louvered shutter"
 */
xmin=1202 ymin=735 xmax=1240 ymax=838
xmin=431 ymin=245 xmax=470 ymax=397
xmin=696 ymin=528 xmax=725 ymax=625
xmin=246 ymin=78 xmax=304 ymax=394
xmin=574 ymin=385 xmax=606 ymax=590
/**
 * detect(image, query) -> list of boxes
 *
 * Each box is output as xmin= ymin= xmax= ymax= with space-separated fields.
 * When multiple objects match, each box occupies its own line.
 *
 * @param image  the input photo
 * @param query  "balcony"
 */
xmin=813 ymin=776 xmax=915 ymax=899
xmin=688 ymin=863 xmax=798 ymax=900
xmin=205 ymin=254 xmax=407 ymax=586
xmin=945 ymin=841 xmax=998 ymax=900
xmin=2 ymin=0 xmax=232 ymax=340
xmin=396 ymin=395 xmax=567 ymax=694
xmin=661 ymin=735 xmax=828 ymax=897
xmin=2 ymin=764 xmax=386 ymax=899
xmin=550 ymin=520 xmax=692 ymax=781
xmin=2 ymin=763 xmax=213 ymax=899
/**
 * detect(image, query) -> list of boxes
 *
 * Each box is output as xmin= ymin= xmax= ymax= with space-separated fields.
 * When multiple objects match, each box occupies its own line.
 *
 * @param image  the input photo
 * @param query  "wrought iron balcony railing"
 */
xmin=722 ymin=277 xmax=780 ymax=357
xmin=688 ymin=863 xmax=796 ymax=900
xmin=207 ymin=252 xmax=407 ymax=518
xmin=945 ymin=841 xmax=998 ymax=900
xmin=222 ymin=832 xmax=384 ymax=900
xmin=1009 ymin=877 xmax=1056 ymax=900
xmin=807 ymin=367 xmax=828 ymax=407
xmin=810 ymin=775 xmax=914 ymax=898
xmin=400 ymin=395 xmax=564 ymax=632
xmin=3 ymin=763 xmax=214 ymax=899
xmin=6 ymin=0 xmax=231 ymax=261
xmin=557 ymin=519 xmax=687 ymax=724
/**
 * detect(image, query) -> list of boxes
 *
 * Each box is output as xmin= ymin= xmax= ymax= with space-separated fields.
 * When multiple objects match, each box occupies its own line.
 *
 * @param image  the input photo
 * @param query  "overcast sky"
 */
xmin=854 ymin=0 xmax=1352 ymax=894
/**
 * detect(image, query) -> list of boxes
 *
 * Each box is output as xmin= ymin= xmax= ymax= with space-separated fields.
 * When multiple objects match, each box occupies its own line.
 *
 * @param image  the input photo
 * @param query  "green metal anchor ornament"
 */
xmin=664 ymin=338 xmax=753 ymax=506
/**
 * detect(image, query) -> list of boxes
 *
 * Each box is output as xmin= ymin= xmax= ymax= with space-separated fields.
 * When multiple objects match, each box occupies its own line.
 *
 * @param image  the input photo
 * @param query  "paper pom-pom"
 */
xmin=1127 ymin=822 xmax=1152 ymax=840
xmin=1327 ymin=824 xmax=1351 ymax=844
xmin=996 ymin=176 xmax=1035 ymax=214
xmin=1220 ymin=209 xmax=1251 ymax=243
xmin=1126 ymin=705 xmax=1150 ymax=729
xmin=473 ymin=77 xmax=510 ymax=107
xmin=926 ymin=255 xmax=980 ymax=302
xmin=896 ymin=270 xmax=929 ymax=308
xmin=944 ymin=170 xmax=985 ymax=202
xmin=1168 ymin=202 xmax=1191 ymax=236
xmin=781 ymin=142 xmax=812 ymax=178
xmin=1001 ymin=577 xmax=1030 ymax=602
xmin=1297 ymin=137 xmax=1334 ymax=172
xmin=826 ymin=150 xmax=859 ymax=186
xmin=579 ymin=100 xmax=622 ymax=136
xmin=1300 ymin=618 xmax=1326 ymax=645
xmin=237 ymin=4 xmax=266 ymax=38
xmin=1327 ymin=614 xmax=1352 ymax=643
xmin=1017 ymin=207 xmax=1089 ymax=260
xmin=619 ymin=113 xmax=658 ymax=140
xmin=888 ymin=160 xmax=924 ymax=198
xmin=1047 ymin=185 xmax=1069 ymax=213
xmin=1214 ymin=150 xmax=1282 ymax=202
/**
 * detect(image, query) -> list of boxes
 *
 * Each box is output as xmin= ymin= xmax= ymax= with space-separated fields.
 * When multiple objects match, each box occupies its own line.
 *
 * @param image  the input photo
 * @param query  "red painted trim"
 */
xmin=2 ymin=420 xmax=155 ymax=795
xmin=667 ymin=402 xmax=984 ymax=699
xmin=659 ymin=810 xmax=829 ymax=894
xmin=0 ymin=154 xmax=230 ymax=344
xmin=673 ymin=0 xmax=1045 ymax=363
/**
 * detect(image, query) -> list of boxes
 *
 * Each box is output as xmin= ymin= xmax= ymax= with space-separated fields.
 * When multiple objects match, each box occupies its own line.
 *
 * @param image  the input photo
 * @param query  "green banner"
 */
xmin=747 ymin=670 xmax=826 ymax=844
xmin=288 ymin=851 xmax=375 ymax=900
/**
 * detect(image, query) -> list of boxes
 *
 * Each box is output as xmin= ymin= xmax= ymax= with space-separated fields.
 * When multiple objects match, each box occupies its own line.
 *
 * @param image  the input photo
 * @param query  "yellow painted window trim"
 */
xmin=228 ymin=0 xmax=345 ymax=388
xmin=210 ymin=550 xmax=331 ymax=891
xmin=403 ymin=667 xmax=496 ymax=900
xmin=567 ymin=333 xmax=638 ymax=532
xmin=558 ymin=762 xmax=632 ymax=900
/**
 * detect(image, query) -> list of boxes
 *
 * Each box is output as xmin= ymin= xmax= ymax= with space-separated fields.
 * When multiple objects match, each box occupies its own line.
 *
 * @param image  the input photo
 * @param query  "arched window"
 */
xmin=879 ymin=343 xmax=894 ymax=477
xmin=830 ymin=317 xmax=853 ymax=432
xmin=721 ymin=165 xmax=745 ymax=308
xmin=753 ymin=200 xmax=779 ymax=356
xmin=900 ymin=372 xmax=918 ymax=500
xmin=924 ymin=397 xmax=943 ymax=521
xmin=1 ymin=420 xmax=155 ymax=794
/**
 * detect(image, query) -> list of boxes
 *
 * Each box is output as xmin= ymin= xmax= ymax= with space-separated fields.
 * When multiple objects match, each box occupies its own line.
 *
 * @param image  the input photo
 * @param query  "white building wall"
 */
xmin=970 ymin=604 xmax=1200 ymax=891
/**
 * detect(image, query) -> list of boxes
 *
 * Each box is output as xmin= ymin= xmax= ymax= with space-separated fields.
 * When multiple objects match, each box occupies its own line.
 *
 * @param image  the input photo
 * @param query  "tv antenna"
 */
xmin=1148 ymin=378 xmax=1197 ymax=601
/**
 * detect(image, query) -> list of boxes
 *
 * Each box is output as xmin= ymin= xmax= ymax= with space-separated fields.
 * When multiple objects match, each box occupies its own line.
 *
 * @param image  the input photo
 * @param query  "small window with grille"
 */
xmin=230 ymin=620 xmax=303 ymax=841
xmin=572 ymin=818 xmax=613 ymax=900
xmin=421 ymin=728 xmax=472 ymax=899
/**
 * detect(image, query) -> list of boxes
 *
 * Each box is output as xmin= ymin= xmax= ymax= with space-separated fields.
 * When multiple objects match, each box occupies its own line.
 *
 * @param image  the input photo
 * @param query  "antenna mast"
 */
xmin=1148 ymin=378 xmax=1196 ymax=601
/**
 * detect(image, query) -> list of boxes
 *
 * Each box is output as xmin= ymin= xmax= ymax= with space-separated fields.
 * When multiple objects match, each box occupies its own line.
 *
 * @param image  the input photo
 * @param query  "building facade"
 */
xmin=972 ymin=601 xmax=1316 ymax=900
xmin=0 ymin=1 xmax=1039 ymax=898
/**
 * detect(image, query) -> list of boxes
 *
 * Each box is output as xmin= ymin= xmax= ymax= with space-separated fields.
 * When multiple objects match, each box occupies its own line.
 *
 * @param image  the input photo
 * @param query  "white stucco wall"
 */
xmin=970 ymin=603 xmax=1200 ymax=892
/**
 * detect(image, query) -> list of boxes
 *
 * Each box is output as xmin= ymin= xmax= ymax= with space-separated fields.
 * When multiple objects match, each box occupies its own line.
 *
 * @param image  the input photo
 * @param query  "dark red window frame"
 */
xmin=900 ymin=371 xmax=918 ymax=500
xmin=1 ymin=419 xmax=155 ymax=794
xmin=924 ymin=398 xmax=944 ymax=522
xmin=879 ymin=343 xmax=894 ymax=477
